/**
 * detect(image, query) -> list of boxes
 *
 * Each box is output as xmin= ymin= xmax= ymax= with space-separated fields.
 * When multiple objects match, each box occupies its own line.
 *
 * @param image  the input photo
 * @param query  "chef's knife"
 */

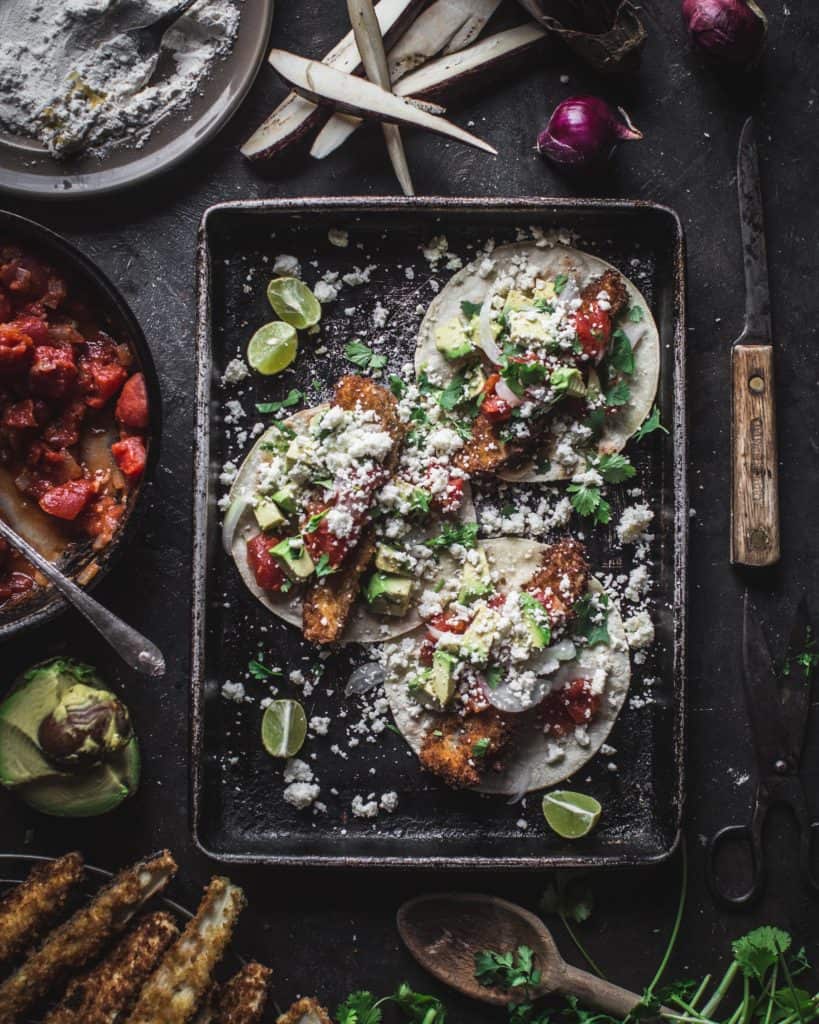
xmin=731 ymin=117 xmax=780 ymax=567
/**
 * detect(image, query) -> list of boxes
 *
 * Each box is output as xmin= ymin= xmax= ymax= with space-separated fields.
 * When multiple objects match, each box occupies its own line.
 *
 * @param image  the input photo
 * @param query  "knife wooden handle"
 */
xmin=731 ymin=344 xmax=780 ymax=566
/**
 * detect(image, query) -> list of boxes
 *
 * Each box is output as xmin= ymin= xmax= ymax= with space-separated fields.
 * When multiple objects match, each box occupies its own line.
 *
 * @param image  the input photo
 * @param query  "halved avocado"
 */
xmin=0 ymin=658 xmax=140 ymax=818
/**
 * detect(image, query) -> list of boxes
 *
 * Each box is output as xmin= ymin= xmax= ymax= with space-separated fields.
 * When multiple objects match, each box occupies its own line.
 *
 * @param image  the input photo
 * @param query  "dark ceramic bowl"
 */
xmin=0 ymin=210 xmax=161 ymax=638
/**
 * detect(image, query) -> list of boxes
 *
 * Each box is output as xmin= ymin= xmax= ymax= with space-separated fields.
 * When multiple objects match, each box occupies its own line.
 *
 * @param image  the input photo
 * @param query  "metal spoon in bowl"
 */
xmin=0 ymin=518 xmax=165 ymax=678
xmin=398 ymin=894 xmax=648 ymax=1018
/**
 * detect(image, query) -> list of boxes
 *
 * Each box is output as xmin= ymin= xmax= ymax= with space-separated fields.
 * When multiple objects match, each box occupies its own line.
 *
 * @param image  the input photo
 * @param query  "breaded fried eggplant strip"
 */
xmin=214 ymin=963 xmax=272 ymax=1024
xmin=0 ymin=853 xmax=84 ymax=968
xmin=0 ymin=851 xmax=177 ymax=1024
xmin=303 ymin=375 xmax=405 ymax=644
xmin=43 ymin=911 xmax=179 ymax=1024
xmin=126 ymin=877 xmax=246 ymax=1024
xmin=277 ymin=998 xmax=334 ymax=1024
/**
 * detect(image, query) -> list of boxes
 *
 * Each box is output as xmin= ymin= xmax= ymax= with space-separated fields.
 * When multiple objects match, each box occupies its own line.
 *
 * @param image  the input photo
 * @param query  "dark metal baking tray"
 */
xmin=192 ymin=197 xmax=687 ymax=868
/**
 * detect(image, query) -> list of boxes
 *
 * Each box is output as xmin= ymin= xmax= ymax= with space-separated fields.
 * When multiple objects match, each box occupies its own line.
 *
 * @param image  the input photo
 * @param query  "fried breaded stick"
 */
xmin=43 ymin=911 xmax=179 ymax=1024
xmin=214 ymin=962 xmax=271 ymax=1024
xmin=125 ymin=877 xmax=246 ymax=1024
xmin=0 ymin=853 xmax=84 ymax=968
xmin=524 ymin=537 xmax=589 ymax=628
xmin=454 ymin=412 xmax=509 ymax=476
xmin=0 ymin=851 xmax=177 ymax=1024
xmin=580 ymin=269 xmax=629 ymax=318
xmin=303 ymin=375 xmax=405 ymax=644
xmin=420 ymin=708 xmax=512 ymax=789
xmin=277 ymin=997 xmax=334 ymax=1024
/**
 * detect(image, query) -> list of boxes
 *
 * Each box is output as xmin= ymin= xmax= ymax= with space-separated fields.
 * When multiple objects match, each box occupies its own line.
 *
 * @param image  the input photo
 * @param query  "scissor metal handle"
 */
xmin=706 ymin=823 xmax=765 ymax=908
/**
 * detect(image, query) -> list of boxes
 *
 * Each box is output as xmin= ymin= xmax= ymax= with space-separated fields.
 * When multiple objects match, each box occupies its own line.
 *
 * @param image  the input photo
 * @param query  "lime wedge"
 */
xmin=247 ymin=321 xmax=298 ymax=376
xmin=542 ymin=790 xmax=602 ymax=839
xmin=266 ymin=277 xmax=321 ymax=330
xmin=261 ymin=700 xmax=307 ymax=758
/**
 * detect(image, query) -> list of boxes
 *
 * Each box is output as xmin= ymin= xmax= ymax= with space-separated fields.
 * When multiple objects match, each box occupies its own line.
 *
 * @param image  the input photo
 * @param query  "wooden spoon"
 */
xmin=398 ymin=893 xmax=643 ymax=1017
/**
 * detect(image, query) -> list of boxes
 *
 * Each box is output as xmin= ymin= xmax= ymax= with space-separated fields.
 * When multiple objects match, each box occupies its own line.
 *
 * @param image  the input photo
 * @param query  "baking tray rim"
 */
xmin=191 ymin=195 xmax=688 ymax=870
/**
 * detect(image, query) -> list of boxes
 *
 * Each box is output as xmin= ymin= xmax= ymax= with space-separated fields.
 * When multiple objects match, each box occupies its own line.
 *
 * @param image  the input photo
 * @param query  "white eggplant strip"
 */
xmin=348 ymin=0 xmax=415 ymax=196
xmin=442 ymin=0 xmax=503 ymax=54
xmin=312 ymin=23 xmax=546 ymax=159
xmin=240 ymin=0 xmax=424 ymax=160
xmin=312 ymin=0 xmax=495 ymax=161
xmin=269 ymin=49 xmax=497 ymax=156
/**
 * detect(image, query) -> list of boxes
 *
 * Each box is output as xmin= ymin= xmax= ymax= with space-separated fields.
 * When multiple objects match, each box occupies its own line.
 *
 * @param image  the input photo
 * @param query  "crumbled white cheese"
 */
xmin=273 ymin=254 xmax=301 ymax=277
xmin=222 ymin=358 xmax=249 ymax=385
xmin=617 ymin=504 xmax=653 ymax=544
xmin=328 ymin=228 xmax=349 ymax=248
xmin=352 ymin=794 xmax=379 ymax=818
xmin=624 ymin=610 xmax=655 ymax=649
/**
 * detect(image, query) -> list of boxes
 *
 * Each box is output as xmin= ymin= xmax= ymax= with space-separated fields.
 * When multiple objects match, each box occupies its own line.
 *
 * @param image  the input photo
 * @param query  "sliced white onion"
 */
xmin=549 ymin=639 xmax=577 ymax=662
xmin=425 ymin=626 xmax=465 ymax=645
xmin=222 ymin=491 xmax=251 ymax=556
xmin=477 ymin=289 xmax=503 ymax=365
xmin=480 ymin=673 xmax=551 ymax=714
xmin=494 ymin=376 xmax=524 ymax=408
xmin=345 ymin=662 xmax=386 ymax=696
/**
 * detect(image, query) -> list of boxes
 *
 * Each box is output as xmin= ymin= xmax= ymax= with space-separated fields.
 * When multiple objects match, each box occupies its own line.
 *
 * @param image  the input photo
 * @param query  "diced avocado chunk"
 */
xmin=271 ymin=537 xmax=315 ymax=580
xmin=463 ymin=364 xmax=487 ymax=399
xmin=509 ymin=309 xmax=553 ymax=345
xmin=272 ymin=484 xmax=298 ymax=515
xmin=551 ymin=366 xmax=586 ymax=398
xmin=455 ymin=605 xmax=501 ymax=666
xmin=411 ymin=650 xmax=456 ymax=710
xmin=254 ymin=498 xmax=286 ymax=532
xmin=435 ymin=318 xmax=476 ymax=361
xmin=375 ymin=544 xmax=413 ymax=576
xmin=458 ymin=549 xmax=493 ymax=605
xmin=393 ymin=479 xmax=431 ymax=517
xmin=519 ymin=592 xmax=551 ymax=650
xmin=286 ymin=434 xmax=314 ymax=466
xmin=364 ymin=572 xmax=413 ymax=617
xmin=503 ymin=289 xmax=532 ymax=313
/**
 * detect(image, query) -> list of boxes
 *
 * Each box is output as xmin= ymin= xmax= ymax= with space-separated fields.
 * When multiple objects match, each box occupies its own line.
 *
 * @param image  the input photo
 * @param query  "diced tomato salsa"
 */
xmin=0 ymin=244 xmax=150 ymax=609
xmin=539 ymin=678 xmax=600 ymax=737
xmin=247 ymin=534 xmax=285 ymax=593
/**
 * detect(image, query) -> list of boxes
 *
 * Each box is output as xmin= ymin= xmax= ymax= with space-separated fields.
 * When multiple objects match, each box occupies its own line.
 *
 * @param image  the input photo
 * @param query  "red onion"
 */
xmin=537 ymin=96 xmax=642 ymax=171
xmin=682 ymin=0 xmax=767 ymax=67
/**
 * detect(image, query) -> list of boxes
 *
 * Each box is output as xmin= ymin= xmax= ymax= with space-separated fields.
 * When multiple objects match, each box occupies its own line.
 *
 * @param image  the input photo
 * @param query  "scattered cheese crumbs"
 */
xmin=309 ymin=716 xmax=331 ymax=736
xmin=328 ymin=228 xmax=349 ymax=248
xmin=624 ymin=610 xmax=655 ymax=649
xmin=221 ymin=681 xmax=247 ymax=703
xmin=283 ymin=782 xmax=320 ymax=809
xmin=222 ymin=358 xmax=249 ymax=385
xmin=314 ymin=279 xmax=339 ymax=303
xmin=352 ymin=794 xmax=379 ymax=818
xmin=379 ymin=791 xmax=398 ymax=813
xmin=272 ymin=254 xmax=301 ymax=277
xmin=617 ymin=504 xmax=654 ymax=544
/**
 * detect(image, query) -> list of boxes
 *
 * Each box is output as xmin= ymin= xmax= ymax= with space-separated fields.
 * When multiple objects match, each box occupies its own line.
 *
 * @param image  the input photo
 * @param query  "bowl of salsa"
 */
xmin=0 ymin=210 xmax=160 ymax=636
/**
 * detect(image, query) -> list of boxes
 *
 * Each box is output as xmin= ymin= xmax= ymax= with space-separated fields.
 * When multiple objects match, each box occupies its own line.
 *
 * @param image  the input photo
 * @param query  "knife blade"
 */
xmin=730 ymin=117 xmax=780 ymax=567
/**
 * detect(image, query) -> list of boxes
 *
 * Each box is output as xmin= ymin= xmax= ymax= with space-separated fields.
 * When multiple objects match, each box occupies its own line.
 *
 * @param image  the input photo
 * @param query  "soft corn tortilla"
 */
xmin=226 ymin=407 xmax=476 ymax=644
xmin=415 ymin=242 xmax=661 ymax=482
xmin=384 ymin=538 xmax=631 ymax=794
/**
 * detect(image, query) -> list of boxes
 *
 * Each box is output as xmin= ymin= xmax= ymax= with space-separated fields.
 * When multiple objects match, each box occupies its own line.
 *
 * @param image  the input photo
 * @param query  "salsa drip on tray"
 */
xmin=0 ymin=244 xmax=149 ymax=609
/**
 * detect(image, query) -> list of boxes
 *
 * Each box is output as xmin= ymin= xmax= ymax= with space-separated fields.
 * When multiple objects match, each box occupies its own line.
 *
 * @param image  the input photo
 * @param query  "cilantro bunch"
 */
xmin=337 ymin=984 xmax=446 ymax=1024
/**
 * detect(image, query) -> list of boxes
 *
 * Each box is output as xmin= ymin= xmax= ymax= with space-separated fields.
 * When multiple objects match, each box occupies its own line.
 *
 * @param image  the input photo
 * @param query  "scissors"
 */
xmin=706 ymin=592 xmax=819 ymax=907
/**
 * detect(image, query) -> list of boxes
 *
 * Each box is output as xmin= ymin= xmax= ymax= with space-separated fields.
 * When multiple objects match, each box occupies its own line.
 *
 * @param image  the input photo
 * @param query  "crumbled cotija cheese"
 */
xmin=617 ymin=504 xmax=653 ymax=544
xmin=624 ymin=610 xmax=655 ymax=649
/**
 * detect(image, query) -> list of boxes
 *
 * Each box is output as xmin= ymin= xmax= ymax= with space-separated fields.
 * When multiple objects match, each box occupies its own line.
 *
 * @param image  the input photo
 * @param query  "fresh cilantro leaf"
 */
xmin=389 ymin=374 xmax=407 ymax=399
xmin=534 ymin=297 xmax=554 ymax=313
xmin=554 ymin=273 xmax=569 ymax=295
xmin=417 ymin=369 xmax=437 ymax=396
xmin=410 ymin=406 xmax=429 ymax=425
xmin=609 ymin=329 xmax=635 ymax=376
xmin=783 ymin=630 xmax=819 ymax=679
xmin=733 ymin=927 xmax=792 ymax=981
xmin=595 ymin=453 xmax=636 ymax=484
xmin=628 ymin=305 xmax=645 ymax=323
xmin=568 ymin=484 xmax=611 ymax=525
xmin=604 ymin=379 xmax=631 ymax=407
xmin=304 ymin=509 xmax=328 ymax=533
xmin=438 ymin=371 xmax=468 ymax=411
xmin=635 ymin=405 xmax=669 ymax=440
xmin=573 ymin=593 xmax=611 ymax=647
xmin=540 ymin=873 xmax=595 ymax=925
xmin=393 ymin=983 xmax=447 ymax=1024
xmin=475 ymin=946 xmax=541 ymax=991
xmin=410 ymin=488 xmax=431 ymax=515
xmin=248 ymin=659 xmax=281 ymax=680
xmin=472 ymin=737 xmax=491 ymax=759
xmin=486 ymin=666 xmax=504 ymax=689
xmin=502 ymin=359 xmax=548 ymax=397
xmin=585 ymin=408 xmax=606 ymax=439
xmin=425 ymin=522 xmax=478 ymax=551
xmin=315 ymin=553 xmax=337 ymax=579
xmin=256 ymin=388 xmax=303 ymax=414
xmin=461 ymin=300 xmax=482 ymax=319
xmin=337 ymin=991 xmax=384 ymax=1024
xmin=501 ymin=503 xmax=516 ymax=517
xmin=345 ymin=340 xmax=385 ymax=371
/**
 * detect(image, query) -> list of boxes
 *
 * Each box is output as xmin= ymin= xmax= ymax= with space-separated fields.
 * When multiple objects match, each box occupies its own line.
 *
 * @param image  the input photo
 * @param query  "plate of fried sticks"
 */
xmin=0 ymin=850 xmax=271 ymax=1024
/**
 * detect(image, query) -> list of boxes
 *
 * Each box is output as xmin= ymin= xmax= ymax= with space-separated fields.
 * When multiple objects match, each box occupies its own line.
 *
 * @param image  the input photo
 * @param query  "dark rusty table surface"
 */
xmin=2 ymin=2 xmax=818 ymax=1018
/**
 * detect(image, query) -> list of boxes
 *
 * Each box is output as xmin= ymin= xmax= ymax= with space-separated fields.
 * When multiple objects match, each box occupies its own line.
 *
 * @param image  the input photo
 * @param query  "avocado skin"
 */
xmin=0 ymin=659 xmax=140 ymax=818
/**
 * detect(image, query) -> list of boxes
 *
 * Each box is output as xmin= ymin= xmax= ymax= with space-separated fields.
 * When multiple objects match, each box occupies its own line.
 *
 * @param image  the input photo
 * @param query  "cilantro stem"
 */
xmin=701 ymin=962 xmax=740 ymax=1020
xmin=689 ymin=975 xmax=714 ymax=1013
xmin=779 ymin=944 xmax=807 ymax=1024
xmin=559 ymin=911 xmax=608 ymax=981
xmin=762 ymin=963 xmax=779 ymax=1024
xmin=647 ymin=840 xmax=688 ymax=999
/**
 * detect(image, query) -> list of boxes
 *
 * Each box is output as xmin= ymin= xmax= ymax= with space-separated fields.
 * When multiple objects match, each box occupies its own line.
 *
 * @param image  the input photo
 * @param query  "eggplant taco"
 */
xmin=415 ymin=242 xmax=660 ymax=482
xmin=381 ymin=537 xmax=630 ymax=795
xmin=223 ymin=375 xmax=475 ymax=645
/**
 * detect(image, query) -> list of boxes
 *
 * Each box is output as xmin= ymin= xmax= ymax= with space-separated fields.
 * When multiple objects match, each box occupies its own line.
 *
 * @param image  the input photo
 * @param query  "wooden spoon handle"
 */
xmin=730 ymin=343 xmax=780 ymax=566
xmin=559 ymin=965 xmax=643 ymax=1018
